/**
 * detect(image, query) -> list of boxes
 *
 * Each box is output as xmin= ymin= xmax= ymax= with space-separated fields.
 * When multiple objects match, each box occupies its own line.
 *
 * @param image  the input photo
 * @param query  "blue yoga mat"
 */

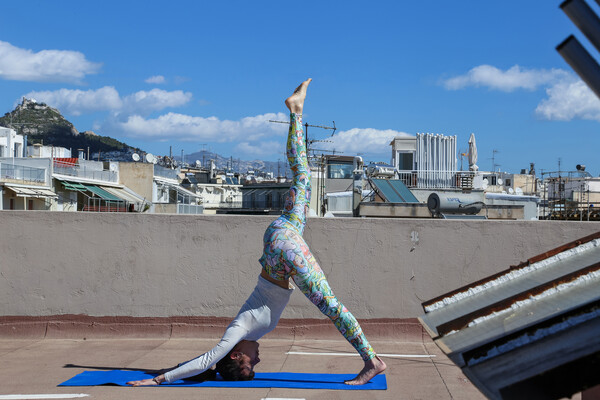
xmin=59 ymin=370 xmax=387 ymax=390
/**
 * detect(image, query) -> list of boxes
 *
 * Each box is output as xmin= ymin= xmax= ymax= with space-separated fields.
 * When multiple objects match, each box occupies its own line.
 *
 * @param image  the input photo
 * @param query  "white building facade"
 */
xmin=0 ymin=127 xmax=25 ymax=158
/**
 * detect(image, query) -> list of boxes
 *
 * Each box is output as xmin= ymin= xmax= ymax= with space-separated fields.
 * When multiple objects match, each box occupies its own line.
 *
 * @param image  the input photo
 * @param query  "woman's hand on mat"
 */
xmin=127 ymin=378 xmax=156 ymax=386
xmin=127 ymin=374 xmax=165 ymax=386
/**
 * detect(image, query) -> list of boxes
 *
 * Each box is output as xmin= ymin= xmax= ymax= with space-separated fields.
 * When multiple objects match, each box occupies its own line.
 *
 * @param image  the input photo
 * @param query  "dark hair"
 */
xmin=215 ymin=350 xmax=255 ymax=381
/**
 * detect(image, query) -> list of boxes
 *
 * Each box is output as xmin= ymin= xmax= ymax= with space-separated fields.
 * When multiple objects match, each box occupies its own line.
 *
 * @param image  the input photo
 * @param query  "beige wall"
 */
xmin=118 ymin=162 xmax=154 ymax=201
xmin=1 ymin=194 xmax=50 ymax=211
xmin=1 ymin=211 xmax=598 ymax=319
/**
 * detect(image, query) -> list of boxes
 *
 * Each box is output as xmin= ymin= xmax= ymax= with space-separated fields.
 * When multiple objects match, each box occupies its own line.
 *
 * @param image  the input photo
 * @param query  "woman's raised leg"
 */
xmin=282 ymin=80 xmax=386 ymax=385
xmin=281 ymin=79 xmax=312 ymax=235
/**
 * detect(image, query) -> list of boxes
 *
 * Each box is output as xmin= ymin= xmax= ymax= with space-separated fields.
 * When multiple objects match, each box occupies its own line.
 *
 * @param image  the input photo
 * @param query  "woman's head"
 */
xmin=216 ymin=340 xmax=260 ymax=381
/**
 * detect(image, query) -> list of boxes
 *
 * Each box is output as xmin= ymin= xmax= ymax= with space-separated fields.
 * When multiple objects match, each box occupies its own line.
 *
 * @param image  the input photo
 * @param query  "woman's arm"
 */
xmin=127 ymin=322 xmax=248 ymax=386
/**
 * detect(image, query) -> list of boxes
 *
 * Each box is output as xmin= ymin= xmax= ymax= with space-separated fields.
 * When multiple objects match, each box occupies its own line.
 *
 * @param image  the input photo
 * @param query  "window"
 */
xmin=327 ymin=163 xmax=354 ymax=179
xmin=485 ymin=175 xmax=497 ymax=185
xmin=397 ymin=152 xmax=413 ymax=170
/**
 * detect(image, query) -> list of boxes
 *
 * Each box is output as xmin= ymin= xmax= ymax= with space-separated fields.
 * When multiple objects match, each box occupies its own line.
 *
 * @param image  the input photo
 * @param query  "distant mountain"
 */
xmin=0 ymin=98 xmax=291 ymax=174
xmin=0 ymin=98 xmax=140 ymax=155
xmin=180 ymin=150 xmax=291 ymax=177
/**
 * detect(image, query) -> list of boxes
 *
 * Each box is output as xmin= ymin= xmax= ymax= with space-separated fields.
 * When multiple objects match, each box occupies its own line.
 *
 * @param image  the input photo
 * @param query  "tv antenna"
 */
xmin=7 ymin=113 xmax=36 ymax=133
xmin=489 ymin=149 xmax=500 ymax=172
xmin=269 ymin=119 xmax=336 ymax=140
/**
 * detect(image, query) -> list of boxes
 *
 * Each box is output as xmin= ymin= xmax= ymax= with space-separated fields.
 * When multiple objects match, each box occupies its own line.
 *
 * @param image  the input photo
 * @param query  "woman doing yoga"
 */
xmin=127 ymin=79 xmax=386 ymax=387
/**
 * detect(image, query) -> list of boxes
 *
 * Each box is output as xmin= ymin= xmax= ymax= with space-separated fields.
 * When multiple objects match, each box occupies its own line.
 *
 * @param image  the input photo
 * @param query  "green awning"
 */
xmin=83 ymin=184 xmax=123 ymax=201
xmin=61 ymin=181 xmax=87 ymax=191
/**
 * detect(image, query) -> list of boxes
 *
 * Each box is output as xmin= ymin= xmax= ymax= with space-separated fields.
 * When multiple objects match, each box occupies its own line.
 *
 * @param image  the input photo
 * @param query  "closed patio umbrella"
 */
xmin=468 ymin=133 xmax=478 ymax=171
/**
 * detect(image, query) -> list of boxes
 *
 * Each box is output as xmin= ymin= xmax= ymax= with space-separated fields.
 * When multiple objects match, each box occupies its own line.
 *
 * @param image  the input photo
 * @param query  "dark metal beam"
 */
xmin=557 ymin=35 xmax=600 ymax=99
xmin=561 ymin=0 xmax=600 ymax=53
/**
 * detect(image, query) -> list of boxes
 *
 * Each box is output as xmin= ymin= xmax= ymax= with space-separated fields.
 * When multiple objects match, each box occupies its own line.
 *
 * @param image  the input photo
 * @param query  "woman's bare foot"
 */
xmin=344 ymin=356 xmax=387 ymax=385
xmin=285 ymin=78 xmax=312 ymax=114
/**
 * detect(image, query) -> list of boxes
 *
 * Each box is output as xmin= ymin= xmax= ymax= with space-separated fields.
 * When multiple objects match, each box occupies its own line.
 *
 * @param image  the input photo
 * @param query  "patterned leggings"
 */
xmin=259 ymin=113 xmax=376 ymax=361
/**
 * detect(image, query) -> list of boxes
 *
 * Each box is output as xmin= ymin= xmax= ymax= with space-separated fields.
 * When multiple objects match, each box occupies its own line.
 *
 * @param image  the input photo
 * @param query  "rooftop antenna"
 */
xmin=489 ymin=149 xmax=500 ymax=172
xmin=269 ymin=119 xmax=337 ymax=153
xmin=7 ymin=108 xmax=35 ymax=136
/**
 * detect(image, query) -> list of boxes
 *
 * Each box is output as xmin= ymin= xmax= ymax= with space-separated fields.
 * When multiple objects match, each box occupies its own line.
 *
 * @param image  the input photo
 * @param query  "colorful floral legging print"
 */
xmin=259 ymin=113 xmax=376 ymax=361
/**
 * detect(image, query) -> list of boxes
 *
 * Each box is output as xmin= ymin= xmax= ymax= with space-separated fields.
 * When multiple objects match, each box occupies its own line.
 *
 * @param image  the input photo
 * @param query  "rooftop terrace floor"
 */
xmin=0 ymin=331 xmax=488 ymax=400
xmin=1 ymin=322 xmax=591 ymax=400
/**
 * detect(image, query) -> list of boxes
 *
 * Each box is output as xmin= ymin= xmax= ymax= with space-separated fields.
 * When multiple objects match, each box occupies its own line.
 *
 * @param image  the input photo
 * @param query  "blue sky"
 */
xmin=1 ymin=1 xmax=600 ymax=176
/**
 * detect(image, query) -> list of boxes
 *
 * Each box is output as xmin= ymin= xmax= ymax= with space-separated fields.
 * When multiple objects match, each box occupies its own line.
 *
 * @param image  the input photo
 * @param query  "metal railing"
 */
xmin=154 ymin=165 xmax=179 ymax=180
xmin=177 ymin=203 xmax=204 ymax=214
xmin=53 ymin=164 xmax=118 ymax=183
xmin=396 ymin=170 xmax=475 ymax=189
xmin=0 ymin=163 xmax=46 ymax=183
xmin=82 ymin=197 xmax=127 ymax=213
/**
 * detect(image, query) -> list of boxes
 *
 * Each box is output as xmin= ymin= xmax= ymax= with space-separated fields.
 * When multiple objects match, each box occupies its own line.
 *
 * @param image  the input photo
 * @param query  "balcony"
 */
xmin=154 ymin=165 xmax=178 ymax=180
xmin=397 ymin=170 xmax=475 ymax=189
xmin=53 ymin=164 xmax=117 ymax=183
xmin=0 ymin=162 xmax=46 ymax=184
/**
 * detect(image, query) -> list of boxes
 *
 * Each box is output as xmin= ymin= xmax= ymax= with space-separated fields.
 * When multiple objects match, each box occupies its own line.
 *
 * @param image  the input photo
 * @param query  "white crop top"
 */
xmin=164 ymin=275 xmax=294 ymax=383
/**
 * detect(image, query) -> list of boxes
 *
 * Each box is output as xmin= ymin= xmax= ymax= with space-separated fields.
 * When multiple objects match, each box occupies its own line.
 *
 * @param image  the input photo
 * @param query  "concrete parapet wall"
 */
xmin=1 ymin=211 xmax=598 ymax=321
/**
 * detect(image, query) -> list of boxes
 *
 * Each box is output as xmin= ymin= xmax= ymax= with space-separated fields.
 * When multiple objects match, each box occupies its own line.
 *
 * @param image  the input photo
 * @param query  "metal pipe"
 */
xmin=557 ymin=35 xmax=600 ymax=99
xmin=561 ymin=0 xmax=600 ymax=54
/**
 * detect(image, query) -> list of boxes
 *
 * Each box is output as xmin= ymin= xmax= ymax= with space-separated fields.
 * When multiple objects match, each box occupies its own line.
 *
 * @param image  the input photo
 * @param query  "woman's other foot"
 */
xmin=285 ymin=78 xmax=312 ymax=114
xmin=344 ymin=356 xmax=387 ymax=385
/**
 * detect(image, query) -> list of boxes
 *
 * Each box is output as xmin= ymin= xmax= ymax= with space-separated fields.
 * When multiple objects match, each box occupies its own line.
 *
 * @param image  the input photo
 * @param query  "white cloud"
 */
xmin=443 ymin=65 xmax=568 ymax=92
xmin=443 ymin=63 xmax=600 ymax=123
xmin=24 ymin=87 xmax=122 ymax=116
xmin=122 ymin=89 xmax=192 ymax=115
xmin=23 ymin=87 xmax=192 ymax=116
xmin=535 ymin=79 xmax=600 ymax=121
xmin=319 ymin=128 xmax=411 ymax=156
xmin=145 ymin=75 xmax=166 ymax=84
xmin=107 ymin=112 xmax=289 ymax=142
xmin=0 ymin=40 xmax=100 ymax=83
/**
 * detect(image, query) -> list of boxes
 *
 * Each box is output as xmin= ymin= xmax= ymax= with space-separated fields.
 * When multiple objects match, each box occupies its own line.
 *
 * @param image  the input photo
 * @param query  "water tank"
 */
xmin=427 ymin=192 xmax=484 ymax=216
xmin=366 ymin=163 xmax=395 ymax=178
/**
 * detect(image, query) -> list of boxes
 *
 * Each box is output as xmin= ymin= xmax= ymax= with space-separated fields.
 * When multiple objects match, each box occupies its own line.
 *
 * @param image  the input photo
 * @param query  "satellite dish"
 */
xmin=508 ymin=187 xmax=514 ymax=194
xmin=132 ymin=153 xmax=140 ymax=162
xmin=482 ymin=178 xmax=489 ymax=185
xmin=145 ymin=153 xmax=156 ymax=164
xmin=497 ymin=178 xmax=503 ymax=186
xmin=482 ymin=182 xmax=488 ymax=190
xmin=515 ymin=187 xmax=523 ymax=195
xmin=195 ymin=160 xmax=201 ymax=167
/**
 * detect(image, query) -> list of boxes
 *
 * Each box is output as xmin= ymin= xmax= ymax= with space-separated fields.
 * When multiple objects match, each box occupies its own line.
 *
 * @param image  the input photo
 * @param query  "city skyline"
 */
xmin=1 ymin=1 xmax=600 ymax=175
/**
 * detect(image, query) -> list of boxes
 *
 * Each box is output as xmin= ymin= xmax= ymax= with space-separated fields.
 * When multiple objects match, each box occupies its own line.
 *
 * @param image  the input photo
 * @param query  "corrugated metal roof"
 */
xmin=4 ymin=184 xmax=57 ymax=198
xmin=419 ymin=232 xmax=600 ymax=399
